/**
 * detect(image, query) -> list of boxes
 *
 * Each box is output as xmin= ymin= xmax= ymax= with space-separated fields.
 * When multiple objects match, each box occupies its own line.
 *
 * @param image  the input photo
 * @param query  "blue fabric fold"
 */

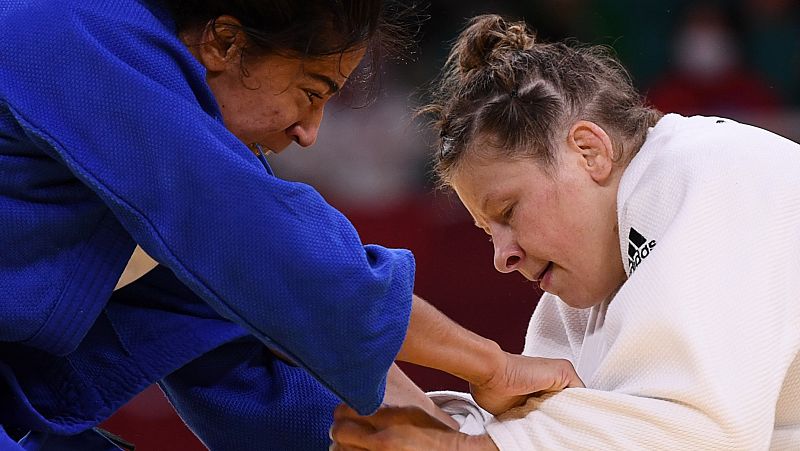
xmin=1 ymin=266 xmax=343 ymax=450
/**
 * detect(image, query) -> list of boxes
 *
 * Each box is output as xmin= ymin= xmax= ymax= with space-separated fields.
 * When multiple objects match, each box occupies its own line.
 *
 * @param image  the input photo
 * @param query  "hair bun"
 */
xmin=455 ymin=14 xmax=535 ymax=73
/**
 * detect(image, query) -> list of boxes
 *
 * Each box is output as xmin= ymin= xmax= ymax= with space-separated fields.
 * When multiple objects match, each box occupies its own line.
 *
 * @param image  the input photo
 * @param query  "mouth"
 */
xmin=533 ymin=262 xmax=553 ymax=283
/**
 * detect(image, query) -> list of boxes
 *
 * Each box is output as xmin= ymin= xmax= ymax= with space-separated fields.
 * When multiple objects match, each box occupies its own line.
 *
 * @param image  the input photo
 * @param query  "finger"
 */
xmin=373 ymin=405 xmax=456 ymax=432
xmin=333 ymin=403 xmax=362 ymax=421
xmin=336 ymin=405 xmax=454 ymax=435
xmin=329 ymin=445 xmax=369 ymax=451
xmin=329 ymin=444 xmax=370 ymax=451
xmin=333 ymin=405 xmax=407 ymax=433
xmin=568 ymin=374 xmax=585 ymax=388
xmin=554 ymin=358 xmax=584 ymax=389
xmin=526 ymin=358 xmax=583 ymax=392
xmin=330 ymin=419 xmax=375 ymax=448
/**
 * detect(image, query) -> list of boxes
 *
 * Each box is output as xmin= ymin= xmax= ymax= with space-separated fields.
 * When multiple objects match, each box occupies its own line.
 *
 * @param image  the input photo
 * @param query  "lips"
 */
xmin=534 ymin=262 xmax=553 ymax=282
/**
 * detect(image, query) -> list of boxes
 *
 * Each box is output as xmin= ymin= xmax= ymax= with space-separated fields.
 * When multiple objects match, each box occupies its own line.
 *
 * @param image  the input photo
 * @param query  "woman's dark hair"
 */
xmin=421 ymin=14 xmax=662 ymax=185
xmin=163 ymin=0 xmax=423 ymax=101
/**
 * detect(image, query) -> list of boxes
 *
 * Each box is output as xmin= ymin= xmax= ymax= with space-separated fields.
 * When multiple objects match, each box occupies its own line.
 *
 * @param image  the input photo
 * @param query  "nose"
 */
xmin=492 ymin=229 xmax=523 ymax=273
xmin=286 ymin=107 xmax=324 ymax=147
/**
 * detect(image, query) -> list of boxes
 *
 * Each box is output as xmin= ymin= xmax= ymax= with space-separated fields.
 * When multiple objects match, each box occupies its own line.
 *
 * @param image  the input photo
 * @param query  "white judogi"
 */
xmin=435 ymin=114 xmax=800 ymax=449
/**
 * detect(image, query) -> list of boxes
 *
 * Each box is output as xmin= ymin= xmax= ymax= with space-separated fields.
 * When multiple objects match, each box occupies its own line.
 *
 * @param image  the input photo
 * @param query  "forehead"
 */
xmin=248 ymin=48 xmax=366 ymax=89
xmin=450 ymin=155 xmax=552 ymax=211
xmin=302 ymin=48 xmax=366 ymax=78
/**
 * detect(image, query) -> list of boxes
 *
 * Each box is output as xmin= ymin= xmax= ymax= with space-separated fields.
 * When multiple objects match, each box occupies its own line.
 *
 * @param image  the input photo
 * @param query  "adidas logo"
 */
xmin=627 ymin=227 xmax=656 ymax=273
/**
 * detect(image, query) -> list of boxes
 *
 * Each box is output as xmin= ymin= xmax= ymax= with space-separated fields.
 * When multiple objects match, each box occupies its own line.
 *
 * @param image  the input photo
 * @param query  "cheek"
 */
xmin=255 ymin=106 xmax=292 ymax=129
xmin=226 ymin=95 xmax=296 ymax=134
xmin=520 ymin=200 xmax=567 ymax=251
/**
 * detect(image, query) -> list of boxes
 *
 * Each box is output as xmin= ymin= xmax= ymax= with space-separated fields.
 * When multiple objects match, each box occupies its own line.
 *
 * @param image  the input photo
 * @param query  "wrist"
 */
xmin=399 ymin=295 xmax=507 ymax=385
xmin=456 ymin=338 xmax=505 ymax=386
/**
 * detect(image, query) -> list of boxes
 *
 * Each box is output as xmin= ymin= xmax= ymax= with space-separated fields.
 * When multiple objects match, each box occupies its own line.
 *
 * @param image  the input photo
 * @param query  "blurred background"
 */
xmin=101 ymin=0 xmax=800 ymax=448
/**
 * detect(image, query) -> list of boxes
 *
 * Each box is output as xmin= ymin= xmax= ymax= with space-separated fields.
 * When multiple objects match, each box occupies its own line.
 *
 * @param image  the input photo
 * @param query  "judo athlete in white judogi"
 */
xmin=426 ymin=113 xmax=800 ymax=450
xmin=329 ymin=14 xmax=800 ymax=451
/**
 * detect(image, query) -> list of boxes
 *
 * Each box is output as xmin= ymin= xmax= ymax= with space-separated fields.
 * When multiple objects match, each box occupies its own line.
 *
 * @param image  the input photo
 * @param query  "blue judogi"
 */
xmin=0 ymin=0 xmax=414 ymax=448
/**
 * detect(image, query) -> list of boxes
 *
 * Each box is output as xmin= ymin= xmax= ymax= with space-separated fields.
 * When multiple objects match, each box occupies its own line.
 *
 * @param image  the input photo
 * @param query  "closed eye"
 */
xmin=501 ymin=203 xmax=516 ymax=222
xmin=305 ymin=89 xmax=324 ymax=104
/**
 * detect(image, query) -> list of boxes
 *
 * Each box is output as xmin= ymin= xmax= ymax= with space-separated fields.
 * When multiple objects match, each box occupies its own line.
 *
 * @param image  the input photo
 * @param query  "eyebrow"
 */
xmin=307 ymin=72 xmax=340 ymax=95
xmin=473 ymin=197 xmax=491 ymax=231
xmin=475 ymin=192 xmax=509 ymax=229
xmin=480 ymin=193 xmax=497 ymax=215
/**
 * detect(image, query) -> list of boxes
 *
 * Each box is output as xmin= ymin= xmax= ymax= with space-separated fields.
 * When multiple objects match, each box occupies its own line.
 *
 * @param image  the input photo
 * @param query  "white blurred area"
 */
xmin=268 ymin=80 xmax=432 ymax=207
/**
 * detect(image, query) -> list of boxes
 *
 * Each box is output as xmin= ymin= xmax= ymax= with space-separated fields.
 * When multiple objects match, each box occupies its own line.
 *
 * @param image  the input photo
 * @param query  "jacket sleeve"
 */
xmin=0 ymin=1 xmax=413 ymax=414
xmin=160 ymin=336 xmax=341 ymax=451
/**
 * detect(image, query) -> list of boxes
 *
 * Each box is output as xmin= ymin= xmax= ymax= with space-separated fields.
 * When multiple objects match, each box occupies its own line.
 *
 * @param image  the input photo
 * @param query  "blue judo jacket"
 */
xmin=0 ymin=0 xmax=414 ymax=448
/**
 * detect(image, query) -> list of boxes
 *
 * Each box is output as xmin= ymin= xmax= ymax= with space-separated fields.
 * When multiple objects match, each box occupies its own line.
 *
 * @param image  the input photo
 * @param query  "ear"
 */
xmin=196 ymin=16 xmax=248 ymax=73
xmin=567 ymin=120 xmax=615 ymax=185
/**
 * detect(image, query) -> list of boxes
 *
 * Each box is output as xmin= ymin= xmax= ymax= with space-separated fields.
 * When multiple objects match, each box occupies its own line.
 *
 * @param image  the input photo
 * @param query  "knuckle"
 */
xmin=328 ymin=422 xmax=345 ymax=441
xmin=333 ymin=403 xmax=354 ymax=420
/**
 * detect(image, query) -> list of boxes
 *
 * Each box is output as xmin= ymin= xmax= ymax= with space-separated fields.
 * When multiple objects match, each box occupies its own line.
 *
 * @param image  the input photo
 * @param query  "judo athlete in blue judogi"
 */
xmin=0 ymin=1 xmax=581 ymax=449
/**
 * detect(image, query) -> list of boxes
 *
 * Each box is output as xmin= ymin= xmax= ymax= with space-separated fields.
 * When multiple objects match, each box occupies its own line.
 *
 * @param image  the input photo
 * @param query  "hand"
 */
xmin=470 ymin=354 xmax=583 ymax=415
xmin=329 ymin=404 xmax=498 ymax=451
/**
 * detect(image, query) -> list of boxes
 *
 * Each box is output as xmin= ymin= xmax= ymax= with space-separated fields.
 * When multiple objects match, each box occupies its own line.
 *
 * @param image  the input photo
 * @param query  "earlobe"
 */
xmin=568 ymin=121 xmax=615 ymax=185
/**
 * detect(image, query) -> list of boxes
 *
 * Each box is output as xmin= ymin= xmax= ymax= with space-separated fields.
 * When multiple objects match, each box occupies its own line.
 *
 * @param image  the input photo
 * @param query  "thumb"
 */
xmin=541 ymin=358 xmax=584 ymax=391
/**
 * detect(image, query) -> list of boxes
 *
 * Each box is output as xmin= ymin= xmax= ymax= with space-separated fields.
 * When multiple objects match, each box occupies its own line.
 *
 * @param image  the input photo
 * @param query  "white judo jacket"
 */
xmin=441 ymin=114 xmax=800 ymax=450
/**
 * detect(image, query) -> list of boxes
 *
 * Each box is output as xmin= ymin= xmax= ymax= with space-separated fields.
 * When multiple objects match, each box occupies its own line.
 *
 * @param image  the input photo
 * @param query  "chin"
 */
xmin=568 ymin=286 xmax=623 ymax=309
xmin=554 ymin=288 xmax=605 ymax=310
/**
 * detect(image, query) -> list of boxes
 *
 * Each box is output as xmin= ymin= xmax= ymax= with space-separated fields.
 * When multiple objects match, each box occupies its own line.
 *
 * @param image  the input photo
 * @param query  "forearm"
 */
xmin=396 ymin=295 xmax=504 ymax=385
xmin=384 ymin=364 xmax=459 ymax=429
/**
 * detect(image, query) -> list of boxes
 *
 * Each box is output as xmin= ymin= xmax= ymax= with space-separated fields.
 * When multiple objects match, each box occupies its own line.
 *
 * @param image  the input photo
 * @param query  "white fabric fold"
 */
xmin=428 ymin=391 xmax=493 ymax=436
